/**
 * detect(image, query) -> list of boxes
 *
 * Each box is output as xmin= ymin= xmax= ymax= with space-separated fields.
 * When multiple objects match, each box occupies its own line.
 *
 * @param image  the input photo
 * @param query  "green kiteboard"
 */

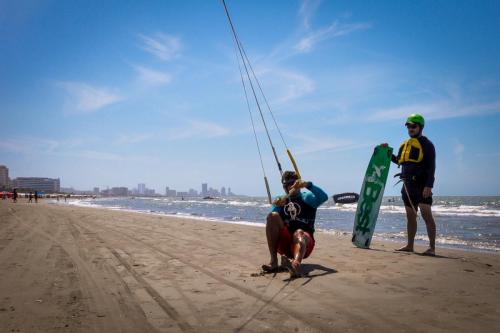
xmin=352 ymin=144 xmax=393 ymax=248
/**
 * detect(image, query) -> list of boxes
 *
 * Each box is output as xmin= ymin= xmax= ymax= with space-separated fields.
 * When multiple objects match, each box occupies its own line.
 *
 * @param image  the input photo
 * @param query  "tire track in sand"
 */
xmin=77 ymin=218 xmax=334 ymax=332
xmin=66 ymin=219 xmax=195 ymax=332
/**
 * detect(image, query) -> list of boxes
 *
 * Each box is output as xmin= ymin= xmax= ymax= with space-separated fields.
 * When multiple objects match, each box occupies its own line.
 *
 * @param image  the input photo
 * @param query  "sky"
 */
xmin=1 ymin=0 xmax=500 ymax=196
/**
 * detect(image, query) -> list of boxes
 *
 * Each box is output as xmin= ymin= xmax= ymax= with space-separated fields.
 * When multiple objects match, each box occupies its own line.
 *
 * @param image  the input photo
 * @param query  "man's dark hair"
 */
xmin=282 ymin=171 xmax=298 ymax=183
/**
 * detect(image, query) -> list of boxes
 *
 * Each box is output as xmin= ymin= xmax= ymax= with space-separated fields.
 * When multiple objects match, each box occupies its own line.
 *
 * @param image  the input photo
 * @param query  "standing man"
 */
xmin=262 ymin=171 xmax=328 ymax=277
xmin=390 ymin=114 xmax=437 ymax=256
xmin=12 ymin=189 xmax=18 ymax=203
xmin=28 ymin=192 xmax=33 ymax=203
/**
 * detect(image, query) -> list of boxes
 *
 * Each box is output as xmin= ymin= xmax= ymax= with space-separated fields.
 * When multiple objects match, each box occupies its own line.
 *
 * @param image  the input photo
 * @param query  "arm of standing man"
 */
xmin=422 ymin=140 xmax=436 ymax=198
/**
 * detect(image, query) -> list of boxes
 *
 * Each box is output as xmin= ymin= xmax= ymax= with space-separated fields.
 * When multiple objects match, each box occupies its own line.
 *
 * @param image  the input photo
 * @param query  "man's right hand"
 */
xmin=273 ymin=197 xmax=287 ymax=207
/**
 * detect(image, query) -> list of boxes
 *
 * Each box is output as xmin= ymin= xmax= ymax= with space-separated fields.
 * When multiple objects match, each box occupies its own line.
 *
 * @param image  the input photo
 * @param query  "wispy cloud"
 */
xmin=138 ymin=33 xmax=181 ymax=61
xmin=114 ymin=133 xmax=154 ymax=145
xmin=454 ymin=140 xmax=464 ymax=159
xmin=77 ymin=150 xmax=125 ymax=161
xmin=254 ymin=67 xmax=315 ymax=105
xmin=0 ymin=137 xmax=59 ymax=154
xmin=166 ymin=120 xmax=231 ymax=141
xmin=368 ymin=100 xmax=500 ymax=122
xmin=134 ymin=65 xmax=172 ymax=86
xmin=298 ymin=0 xmax=322 ymax=29
xmin=0 ymin=136 xmax=153 ymax=162
xmin=266 ymin=0 xmax=371 ymax=60
xmin=58 ymin=81 xmax=124 ymax=113
xmin=294 ymin=21 xmax=371 ymax=53
xmin=237 ymin=1 xmax=370 ymax=108
xmin=290 ymin=133 xmax=370 ymax=155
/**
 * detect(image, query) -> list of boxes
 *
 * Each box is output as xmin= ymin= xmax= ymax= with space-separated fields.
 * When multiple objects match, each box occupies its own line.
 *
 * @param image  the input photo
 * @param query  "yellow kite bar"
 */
xmin=287 ymin=149 xmax=301 ymax=179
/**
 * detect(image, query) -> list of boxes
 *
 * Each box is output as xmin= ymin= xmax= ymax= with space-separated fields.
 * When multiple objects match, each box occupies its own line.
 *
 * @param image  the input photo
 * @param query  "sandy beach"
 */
xmin=0 ymin=200 xmax=499 ymax=332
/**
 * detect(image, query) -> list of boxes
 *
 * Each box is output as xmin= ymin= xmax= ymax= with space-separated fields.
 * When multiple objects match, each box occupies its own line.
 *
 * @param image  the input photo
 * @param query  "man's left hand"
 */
xmin=287 ymin=180 xmax=307 ymax=197
xmin=422 ymin=187 xmax=433 ymax=198
xmin=291 ymin=180 xmax=308 ymax=191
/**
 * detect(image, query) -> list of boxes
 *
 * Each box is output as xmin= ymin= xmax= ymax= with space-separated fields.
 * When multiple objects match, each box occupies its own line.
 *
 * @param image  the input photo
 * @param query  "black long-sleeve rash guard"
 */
xmin=391 ymin=136 xmax=436 ymax=188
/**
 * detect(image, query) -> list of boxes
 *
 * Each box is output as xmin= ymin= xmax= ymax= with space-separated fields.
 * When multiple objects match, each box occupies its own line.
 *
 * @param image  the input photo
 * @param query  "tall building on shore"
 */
xmin=138 ymin=183 xmax=146 ymax=195
xmin=0 ymin=165 xmax=8 ymax=187
xmin=110 ymin=187 xmax=128 ymax=196
xmin=12 ymin=177 xmax=60 ymax=192
xmin=221 ymin=187 xmax=226 ymax=196
xmin=201 ymin=183 xmax=208 ymax=196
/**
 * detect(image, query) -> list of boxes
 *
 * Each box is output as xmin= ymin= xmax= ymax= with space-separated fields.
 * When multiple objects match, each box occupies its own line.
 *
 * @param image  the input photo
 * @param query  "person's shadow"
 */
xmin=236 ymin=263 xmax=338 ymax=332
xmin=284 ymin=263 xmax=337 ymax=284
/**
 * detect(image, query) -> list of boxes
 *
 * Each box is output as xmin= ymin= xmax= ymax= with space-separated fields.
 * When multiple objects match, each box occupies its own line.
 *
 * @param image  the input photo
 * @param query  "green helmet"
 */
xmin=406 ymin=113 xmax=425 ymax=127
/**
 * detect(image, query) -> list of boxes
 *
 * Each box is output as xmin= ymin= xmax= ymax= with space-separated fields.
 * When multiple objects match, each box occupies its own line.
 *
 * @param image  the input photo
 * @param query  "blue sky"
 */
xmin=1 ymin=0 xmax=500 ymax=196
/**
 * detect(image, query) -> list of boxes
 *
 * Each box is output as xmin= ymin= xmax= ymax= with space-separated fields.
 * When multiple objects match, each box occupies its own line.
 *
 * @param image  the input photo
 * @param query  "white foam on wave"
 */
xmin=431 ymin=205 xmax=500 ymax=217
xmin=374 ymin=231 xmax=499 ymax=252
xmin=319 ymin=204 xmax=357 ymax=212
xmin=321 ymin=202 xmax=500 ymax=217
xmin=320 ymin=227 xmax=499 ymax=252
xmin=153 ymin=198 xmax=269 ymax=208
xmin=52 ymin=198 xmax=266 ymax=228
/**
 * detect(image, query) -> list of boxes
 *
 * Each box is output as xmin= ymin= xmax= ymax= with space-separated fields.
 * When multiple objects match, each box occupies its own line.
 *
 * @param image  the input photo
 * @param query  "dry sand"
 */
xmin=0 ymin=200 xmax=499 ymax=332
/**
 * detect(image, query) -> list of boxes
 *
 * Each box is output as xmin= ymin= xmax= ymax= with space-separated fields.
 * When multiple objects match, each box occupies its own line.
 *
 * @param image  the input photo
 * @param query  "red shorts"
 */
xmin=277 ymin=227 xmax=315 ymax=259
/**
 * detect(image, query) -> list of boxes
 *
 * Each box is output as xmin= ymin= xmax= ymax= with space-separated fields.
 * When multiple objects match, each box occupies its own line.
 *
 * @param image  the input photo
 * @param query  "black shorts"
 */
xmin=401 ymin=183 xmax=432 ymax=210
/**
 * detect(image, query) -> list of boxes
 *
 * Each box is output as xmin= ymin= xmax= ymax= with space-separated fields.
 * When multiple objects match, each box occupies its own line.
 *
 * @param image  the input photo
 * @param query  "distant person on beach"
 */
xmin=262 ymin=171 xmax=328 ymax=277
xmin=28 ymin=192 xmax=33 ymax=203
xmin=12 ymin=189 xmax=18 ymax=203
xmin=34 ymin=191 xmax=38 ymax=203
xmin=386 ymin=113 xmax=436 ymax=256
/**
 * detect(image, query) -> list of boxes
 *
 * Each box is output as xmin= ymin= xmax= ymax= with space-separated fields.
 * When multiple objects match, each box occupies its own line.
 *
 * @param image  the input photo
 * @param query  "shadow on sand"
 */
xmin=284 ymin=263 xmax=338 ymax=285
xmin=237 ymin=263 xmax=337 ymax=332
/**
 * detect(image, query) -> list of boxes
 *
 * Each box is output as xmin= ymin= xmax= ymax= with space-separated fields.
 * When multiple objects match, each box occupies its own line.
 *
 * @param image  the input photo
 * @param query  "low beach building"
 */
xmin=12 ymin=177 xmax=60 ymax=192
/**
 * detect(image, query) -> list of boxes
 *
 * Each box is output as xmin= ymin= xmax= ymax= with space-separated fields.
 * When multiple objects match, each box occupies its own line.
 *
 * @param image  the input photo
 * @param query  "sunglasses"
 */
xmin=405 ymin=123 xmax=419 ymax=129
xmin=282 ymin=179 xmax=296 ymax=186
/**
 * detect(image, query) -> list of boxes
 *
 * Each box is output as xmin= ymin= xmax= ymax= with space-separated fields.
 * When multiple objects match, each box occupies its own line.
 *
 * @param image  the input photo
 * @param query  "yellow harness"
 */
xmin=398 ymin=138 xmax=424 ymax=164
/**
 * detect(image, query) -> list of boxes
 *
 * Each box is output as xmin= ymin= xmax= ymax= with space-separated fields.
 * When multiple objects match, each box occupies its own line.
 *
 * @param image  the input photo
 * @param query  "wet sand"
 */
xmin=1 ymin=200 xmax=499 ymax=332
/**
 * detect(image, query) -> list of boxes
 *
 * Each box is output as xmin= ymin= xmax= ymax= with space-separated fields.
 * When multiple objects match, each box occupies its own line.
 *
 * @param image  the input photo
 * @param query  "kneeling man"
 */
xmin=262 ymin=171 xmax=328 ymax=277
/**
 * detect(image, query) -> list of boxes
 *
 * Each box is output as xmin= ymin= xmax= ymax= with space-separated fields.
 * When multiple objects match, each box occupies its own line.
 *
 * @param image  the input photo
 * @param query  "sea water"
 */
xmin=63 ymin=196 xmax=500 ymax=253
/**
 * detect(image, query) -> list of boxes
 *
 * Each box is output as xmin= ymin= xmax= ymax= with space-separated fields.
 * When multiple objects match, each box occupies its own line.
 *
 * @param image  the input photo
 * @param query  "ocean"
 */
xmin=61 ymin=196 xmax=500 ymax=253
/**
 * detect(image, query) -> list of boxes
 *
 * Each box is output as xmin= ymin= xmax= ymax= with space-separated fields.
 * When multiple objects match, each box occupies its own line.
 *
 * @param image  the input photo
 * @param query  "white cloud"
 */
xmin=294 ymin=21 xmax=371 ymax=53
xmin=77 ymin=150 xmax=124 ymax=161
xmin=58 ymin=81 xmax=124 ymax=113
xmin=138 ymin=33 xmax=181 ymax=61
xmin=167 ymin=120 xmax=231 ymax=141
xmin=255 ymin=68 xmax=315 ymax=105
xmin=290 ymin=133 xmax=370 ymax=155
xmin=454 ymin=141 xmax=464 ymax=156
xmin=368 ymin=100 xmax=500 ymax=122
xmin=0 ymin=136 xmax=153 ymax=162
xmin=134 ymin=65 xmax=172 ymax=86
xmin=298 ymin=0 xmax=322 ymax=29
xmin=114 ymin=133 xmax=154 ymax=145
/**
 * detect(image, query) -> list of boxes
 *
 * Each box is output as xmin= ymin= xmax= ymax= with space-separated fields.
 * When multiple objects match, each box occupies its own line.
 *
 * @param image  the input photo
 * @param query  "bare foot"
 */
xmin=422 ymin=248 xmax=436 ymax=256
xmin=261 ymin=258 xmax=286 ymax=273
xmin=281 ymin=256 xmax=302 ymax=278
xmin=396 ymin=245 xmax=414 ymax=252
xmin=261 ymin=265 xmax=287 ymax=273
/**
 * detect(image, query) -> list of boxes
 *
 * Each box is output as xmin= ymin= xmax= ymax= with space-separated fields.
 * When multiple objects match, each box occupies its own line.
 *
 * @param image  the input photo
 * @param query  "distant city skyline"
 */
xmin=1 ymin=162 xmax=239 ymax=196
